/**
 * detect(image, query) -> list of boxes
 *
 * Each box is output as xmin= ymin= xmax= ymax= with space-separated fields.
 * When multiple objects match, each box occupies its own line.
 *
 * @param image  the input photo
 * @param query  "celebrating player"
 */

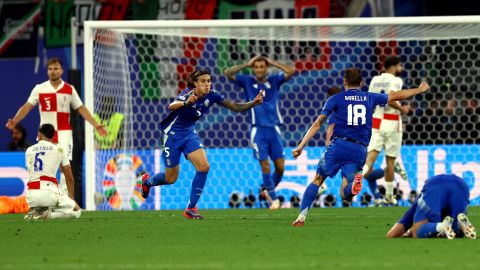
xmin=224 ymin=56 xmax=295 ymax=209
xmin=291 ymin=67 xmax=430 ymax=226
xmin=24 ymin=124 xmax=81 ymax=220
xmin=386 ymin=174 xmax=476 ymax=239
xmin=363 ymin=56 xmax=410 ymax=205
xmin=140 ymin=69 xmax=264 ymax=219
xmin=6 ymin=57 xmax=107 ymax=195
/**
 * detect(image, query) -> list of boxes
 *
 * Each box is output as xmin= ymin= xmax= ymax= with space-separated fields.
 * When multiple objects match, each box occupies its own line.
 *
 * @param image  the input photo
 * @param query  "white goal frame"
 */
xmin=83 ymin=16 xmax=480 ymax=210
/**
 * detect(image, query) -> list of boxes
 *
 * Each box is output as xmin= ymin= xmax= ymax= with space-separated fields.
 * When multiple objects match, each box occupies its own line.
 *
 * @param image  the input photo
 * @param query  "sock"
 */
xmin=49 ymin=210 xmax=81 ymax=219
xmin=262 ymin=173 xmax=277 ymax=200
xmin=416 ymin=222 xmax=440 ymax=238
xmin=272 ymin=172 xmax=283 ymax=187
xmin=343 ymin=183 xmax=354 ymax=200
xmin=398 ymin=200 xmax=417 ymax=229
xmin=299 ymin=183 xmax=320 ymax=217
xmin=365 ymin=168 xmax=384 ymax=198
xmin=146 ymin=173 xmax=170 ymax=187
xmin=385 ymin=181 xmax=394 ymax=196
xmin=187 ymin=171 xmax=208 ymax=209
xmin=362 ymin=164 xmax=370 ymax=176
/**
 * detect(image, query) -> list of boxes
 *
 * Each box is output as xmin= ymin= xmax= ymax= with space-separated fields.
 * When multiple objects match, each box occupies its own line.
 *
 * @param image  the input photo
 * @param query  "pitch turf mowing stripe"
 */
xmin=1 ymin=207 xmax=479 ymax=270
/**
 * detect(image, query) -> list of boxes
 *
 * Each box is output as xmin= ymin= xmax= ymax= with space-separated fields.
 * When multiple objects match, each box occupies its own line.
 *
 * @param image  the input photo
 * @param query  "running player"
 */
xmin=140 ymin=69 xmax=264 ymax=219
xmin=291 ymin=67 xmax=429 ymax=226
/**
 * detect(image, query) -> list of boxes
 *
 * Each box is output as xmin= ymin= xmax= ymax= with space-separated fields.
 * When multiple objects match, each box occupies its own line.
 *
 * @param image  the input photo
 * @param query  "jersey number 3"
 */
xmin=347 ymin=104 xmax=366 ymax=126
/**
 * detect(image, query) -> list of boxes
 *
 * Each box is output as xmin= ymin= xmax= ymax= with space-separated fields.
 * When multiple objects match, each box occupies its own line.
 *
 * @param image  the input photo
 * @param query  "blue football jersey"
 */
xmin=235 ymin=73 xmax=286 ymax=127
xmin=160 ymin=88 xmax=224 ymax=134
xmin=321 ymin=89 xmax=388 ymax=145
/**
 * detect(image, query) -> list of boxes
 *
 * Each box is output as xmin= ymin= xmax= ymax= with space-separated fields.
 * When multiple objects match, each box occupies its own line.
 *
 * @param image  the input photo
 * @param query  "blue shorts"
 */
xmin=414 ymin=175 xmax=470 ymax=228
xmin=316 ymin=137 xmax=367 ymax=183
xmin=250 ymin=126 xmax=284 ymax=161
xmin=162 ymin=130 xmax=204 ymax=168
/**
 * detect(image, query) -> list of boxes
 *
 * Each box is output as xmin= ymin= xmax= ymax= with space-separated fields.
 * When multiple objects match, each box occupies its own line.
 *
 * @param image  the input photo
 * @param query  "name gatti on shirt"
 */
xmin=344 ymin=96 xmax=367 ymax=101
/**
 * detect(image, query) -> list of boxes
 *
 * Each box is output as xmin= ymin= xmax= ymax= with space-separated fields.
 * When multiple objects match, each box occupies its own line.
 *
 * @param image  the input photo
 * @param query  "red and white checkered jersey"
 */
xmin=27 ymin=80 xmax=83 ymax=143
xmin=368 ymin=73 xmax=403 ymax=131
xmin=25 ymin=140 xmax=70 ymax=183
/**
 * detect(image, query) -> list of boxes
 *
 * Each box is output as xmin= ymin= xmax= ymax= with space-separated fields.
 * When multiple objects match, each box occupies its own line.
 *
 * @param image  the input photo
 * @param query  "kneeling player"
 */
xmin=387 ymin=174 xmax=476 ymax=239
xmin=24 ymin=124 xmax=81 ymax=220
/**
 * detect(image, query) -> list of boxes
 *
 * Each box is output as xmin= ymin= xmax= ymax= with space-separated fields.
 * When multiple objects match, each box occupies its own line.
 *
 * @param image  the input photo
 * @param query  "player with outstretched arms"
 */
xmin=140 ymin=69 xmax=264 ymax=219
xmin=291 ymin=67 xmax=429 ymax=226
xmin=24 ymin=124 xmax=81 ymax=220
xmin=363 ymin=56 xmax=410 ymax=205
xmin=6 ymin=57 xmax=107 ymax=196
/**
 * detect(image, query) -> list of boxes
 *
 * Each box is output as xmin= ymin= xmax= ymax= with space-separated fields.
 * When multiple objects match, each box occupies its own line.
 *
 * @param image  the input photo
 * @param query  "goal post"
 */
xmin=84 ymin=16 xmax=480 ymax=211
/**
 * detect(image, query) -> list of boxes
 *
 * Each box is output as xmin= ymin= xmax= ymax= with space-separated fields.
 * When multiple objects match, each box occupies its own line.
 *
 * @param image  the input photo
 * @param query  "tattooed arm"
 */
xmin=221 ymin=90 xmax=264 ymax=113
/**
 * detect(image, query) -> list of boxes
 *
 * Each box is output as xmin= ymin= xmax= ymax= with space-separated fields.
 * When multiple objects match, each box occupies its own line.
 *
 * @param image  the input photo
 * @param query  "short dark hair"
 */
xmin=327 ymin=86 xmax=342 ymax=98
xmin=187 ymin=68 xmax=210 ymax=88
xmin=344 ymin=67 xmax=363 ymax=87
xmin=384 ymin=55 xmax=400 ymax=69
xmin=13 ymin=123 xmax=27 ymax=138
xmin=38 ymin=124 xmax=55 ymax=139
xmin=47 ymin=57 xmax=63 ymax=68
xmin=252 ymin=56 xmax=268 ymax=66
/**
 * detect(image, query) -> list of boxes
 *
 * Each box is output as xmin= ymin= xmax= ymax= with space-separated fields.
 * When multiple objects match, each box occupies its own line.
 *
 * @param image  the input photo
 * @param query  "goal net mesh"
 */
xmin=89 ymin=21 xmax=480 ymax=210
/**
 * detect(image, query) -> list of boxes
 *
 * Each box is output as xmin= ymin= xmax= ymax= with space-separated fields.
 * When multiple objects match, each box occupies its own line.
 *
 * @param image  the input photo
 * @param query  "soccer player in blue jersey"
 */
xmin=291 ymin=67 xmax=430 ymax=226
xmin=224 ymin=56 xmax=295 ymax=209
xmin=386 ymin=174 xmax=476 ymax=239
xmin=140 ymin=69 xmax=264 ymax=219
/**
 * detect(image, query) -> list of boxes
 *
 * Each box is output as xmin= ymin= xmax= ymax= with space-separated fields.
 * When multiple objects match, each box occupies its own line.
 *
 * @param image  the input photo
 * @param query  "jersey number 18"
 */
xmin=347 ymin=104 xmax=366 ymax=126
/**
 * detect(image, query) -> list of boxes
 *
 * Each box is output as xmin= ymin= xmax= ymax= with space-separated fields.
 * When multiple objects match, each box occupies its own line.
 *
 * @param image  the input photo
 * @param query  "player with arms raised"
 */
xmin=140 ymin=69 xmax=264 ymax=219
xmin=291 ymin=67 xmax=430 ymax=226
xmin=224 ymin=56 xmax=295 ymax=209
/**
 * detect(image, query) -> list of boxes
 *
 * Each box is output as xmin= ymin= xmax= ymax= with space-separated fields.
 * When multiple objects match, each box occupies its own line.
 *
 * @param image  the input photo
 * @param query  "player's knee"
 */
xmin=197 ymin=162 xmax=210 ymax=172
xmin=165 ymin=173 xmax=179 ymax=184
xmin=260 ymin=162 xmax=270 ymax=174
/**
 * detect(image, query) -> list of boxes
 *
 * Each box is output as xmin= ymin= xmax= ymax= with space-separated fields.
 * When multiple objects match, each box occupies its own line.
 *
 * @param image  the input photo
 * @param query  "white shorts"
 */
xmin=367 ymin=129 xmax=403 ymax=157
xmin=26 ymin=182 xmax=76 ymax=215
xmin=57 ymin=131 xmax=73 ymax=160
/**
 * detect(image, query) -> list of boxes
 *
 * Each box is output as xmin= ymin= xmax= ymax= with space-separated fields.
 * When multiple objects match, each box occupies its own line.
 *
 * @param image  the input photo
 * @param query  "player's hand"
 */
xmin=418 ymin=81 xmax=430 ymax=93
xmin=5 ymin=119 xmax=16 ymax=130
xmin=186 ymin=93 xmax=198 ymax=105
xmin=292 ymin=147 xmax=303 ymax=159
xmin=247 ymin=56 xmax=261 ymax=67
xmin=96 ymin=124 xmax=108 ymax=137
xmin=253 ymin=90 xmax=264 ymax=105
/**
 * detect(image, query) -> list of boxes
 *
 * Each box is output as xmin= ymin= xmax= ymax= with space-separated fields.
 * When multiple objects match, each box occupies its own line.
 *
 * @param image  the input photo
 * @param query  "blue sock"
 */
xmin=299 ymin=183 xmax=320 ymax=216
xmin=272 ymin=172 xmax=283 ymax=187
xmin=343 ymin=183 xmax=353 ymax=200
xmin=187 ymin=171 xmax=208 ymax=209
xmin=366 ymin=168 xmax=384 ymax=198
xmin=145 ymin=173 xmax=169 ymax=187
xmin=262 ymin=173 xmax=277 ymax=200
xmin=416 ymin=222 xmax=439 ymax=238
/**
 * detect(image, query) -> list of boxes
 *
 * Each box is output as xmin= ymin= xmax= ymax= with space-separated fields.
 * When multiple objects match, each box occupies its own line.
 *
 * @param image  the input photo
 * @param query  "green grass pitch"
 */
xmin=1 ymin=207 xmax=478 ymax=270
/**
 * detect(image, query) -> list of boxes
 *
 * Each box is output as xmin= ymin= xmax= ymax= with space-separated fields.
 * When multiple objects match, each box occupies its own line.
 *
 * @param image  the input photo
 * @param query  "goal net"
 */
xmin=84 ymin=17 xmax=480 ymax=211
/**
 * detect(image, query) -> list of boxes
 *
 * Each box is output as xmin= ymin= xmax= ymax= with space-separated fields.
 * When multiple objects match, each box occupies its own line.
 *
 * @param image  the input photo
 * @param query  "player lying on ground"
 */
xmin=24 ymin=123 xmax=81 ymax=220
xmin=291 ymin=67 xmax=430 ymax=226
xmin=140 ymin=69 xmax=264 ymax=219
xmin=386 ymin=174 xmax=476 ymax=239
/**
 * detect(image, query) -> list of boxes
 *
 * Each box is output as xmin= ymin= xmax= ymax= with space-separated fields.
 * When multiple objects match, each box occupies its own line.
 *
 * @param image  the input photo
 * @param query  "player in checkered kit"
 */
xmin=24 ymin=124 xmax=81 ymax=219
xmin=6 ymin=57 xmax=107 ymax=196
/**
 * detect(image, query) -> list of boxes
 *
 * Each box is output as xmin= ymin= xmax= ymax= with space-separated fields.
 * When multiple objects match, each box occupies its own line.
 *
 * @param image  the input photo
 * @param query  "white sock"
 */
xmin=385 ymin=181 xmax=394 ymax=196
xmin=49 ymin=210 xmax=81 ymax=219
xmin=362 ymin=164 xmax=370 ymax=176
xmin=436 ymin=222 xmax=443 ymax=232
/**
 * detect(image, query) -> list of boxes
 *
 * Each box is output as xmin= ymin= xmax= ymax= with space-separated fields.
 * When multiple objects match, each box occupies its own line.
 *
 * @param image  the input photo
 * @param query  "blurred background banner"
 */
xmin=0 ymin=0 xmax=40 ymax=58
